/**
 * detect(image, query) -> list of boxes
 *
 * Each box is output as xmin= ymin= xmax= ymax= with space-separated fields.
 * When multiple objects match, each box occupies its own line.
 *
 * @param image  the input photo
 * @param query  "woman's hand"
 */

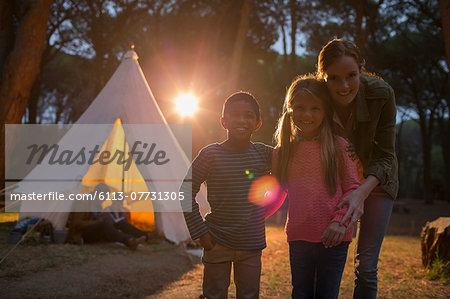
xmin=322 ymin=222 xmax=346 ymax=248
xmin=337 ymin=189 xmax=366 ymax=230
xmin=337 ymin=175 xmax=380 ymax=230
xmin=199 ymin=232 xmax=216 ymax=251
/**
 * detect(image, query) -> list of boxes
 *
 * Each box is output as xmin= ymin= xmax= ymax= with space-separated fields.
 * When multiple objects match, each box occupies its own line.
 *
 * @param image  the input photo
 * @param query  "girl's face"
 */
xmin=290 ymin=92 xmax=325 ymax=140
xmin=323 ymin=55 xmax=360 ymax=108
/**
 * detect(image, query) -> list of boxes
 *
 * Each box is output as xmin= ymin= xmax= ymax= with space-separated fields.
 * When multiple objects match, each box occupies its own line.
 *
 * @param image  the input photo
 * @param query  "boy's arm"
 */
xmin=181 ymin=148 xmax=210 ymax=240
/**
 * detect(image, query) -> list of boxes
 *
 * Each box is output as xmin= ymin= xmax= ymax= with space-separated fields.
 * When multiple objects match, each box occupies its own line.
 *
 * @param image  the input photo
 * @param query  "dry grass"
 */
xmin=0 ymin=199 xmax=449 ymax=298
xmin=0 ymin=221 xmax=163 ymax=279
xmin=258 ymin=198 xmax=450 ymax=298
xmin=259 ymin=227 xmax=449 ymax=299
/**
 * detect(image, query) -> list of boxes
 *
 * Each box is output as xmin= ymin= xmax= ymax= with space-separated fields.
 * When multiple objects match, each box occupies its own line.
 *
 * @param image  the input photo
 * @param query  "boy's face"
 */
xmin=221 ymin=100 xmax=261 ymax=143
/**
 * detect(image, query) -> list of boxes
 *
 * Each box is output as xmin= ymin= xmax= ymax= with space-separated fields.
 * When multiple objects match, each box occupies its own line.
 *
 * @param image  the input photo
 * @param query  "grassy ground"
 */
xmin=0 ymin=220 xmax=177 ymax=279
xmin=150 ymin=226 xmax=450 ymax=299
xmin=0 ymin=199 xmax=449 ymax=298
xmin=260 ymin=228 xmax=449 ymax=298
xmin=264 ymin=230 xmax=449 ymax=299
xmin=0 ymin=221 xmax=196 ymax=297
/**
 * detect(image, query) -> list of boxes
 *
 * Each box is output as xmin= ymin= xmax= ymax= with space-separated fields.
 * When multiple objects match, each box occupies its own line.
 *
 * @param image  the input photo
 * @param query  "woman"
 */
xmin=317 ymin=39 xmax=398 ymax=299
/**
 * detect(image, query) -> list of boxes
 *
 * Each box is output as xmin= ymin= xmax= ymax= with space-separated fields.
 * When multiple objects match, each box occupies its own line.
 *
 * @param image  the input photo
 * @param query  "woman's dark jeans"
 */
xmin=289 ymin=240 xmax=350 ymax=299
xmin=353 ymin=188 xmax=393 ymax=299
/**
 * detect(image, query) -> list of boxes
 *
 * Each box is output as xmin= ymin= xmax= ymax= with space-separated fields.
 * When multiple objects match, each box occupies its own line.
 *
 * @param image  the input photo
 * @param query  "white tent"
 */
xmin=11 ymin=50 xmax=207 ymax=243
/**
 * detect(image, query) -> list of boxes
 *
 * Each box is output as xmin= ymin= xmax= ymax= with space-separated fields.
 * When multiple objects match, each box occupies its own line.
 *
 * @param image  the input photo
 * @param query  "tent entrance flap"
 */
xmin=82 ymin=118 xmax=155 ymax=231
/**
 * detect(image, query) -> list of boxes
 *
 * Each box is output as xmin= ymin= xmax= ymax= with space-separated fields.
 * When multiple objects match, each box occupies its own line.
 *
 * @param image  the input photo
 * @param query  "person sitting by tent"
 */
xmin=66 ymin=183 xmax=146 ymax=250
xmin=102 ymin=196 xmax=151 ymax=241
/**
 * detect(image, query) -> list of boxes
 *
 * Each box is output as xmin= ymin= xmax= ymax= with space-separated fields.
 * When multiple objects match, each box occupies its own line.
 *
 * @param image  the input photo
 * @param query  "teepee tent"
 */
xmin=81 ymin=118 xmax=155 ymax=231
xmin=11 ymin=50 xmax=207 ymax=243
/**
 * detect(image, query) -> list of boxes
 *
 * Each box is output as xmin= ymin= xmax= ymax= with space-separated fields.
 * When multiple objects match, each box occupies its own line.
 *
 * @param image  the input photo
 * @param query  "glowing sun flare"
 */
xmin=175 ymin=93 xmax=198 ymax=116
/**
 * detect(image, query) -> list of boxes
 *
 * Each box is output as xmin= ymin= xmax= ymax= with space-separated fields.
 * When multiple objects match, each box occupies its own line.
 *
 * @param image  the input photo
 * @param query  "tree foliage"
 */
xmin=0 ymin=0 xmax=448 ymax=201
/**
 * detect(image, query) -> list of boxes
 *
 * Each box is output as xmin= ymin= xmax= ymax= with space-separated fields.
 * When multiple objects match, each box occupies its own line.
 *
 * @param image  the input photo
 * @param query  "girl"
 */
xmin=273 ymin=75 xmax=360 ymax=299
xmin=317 ymin=39 xmax=398 ymax=299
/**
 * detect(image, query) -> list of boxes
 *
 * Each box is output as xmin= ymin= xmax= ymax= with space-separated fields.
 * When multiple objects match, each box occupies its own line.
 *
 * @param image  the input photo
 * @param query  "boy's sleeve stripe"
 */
xmin=181 ymin=147 xmax=211 ymax=240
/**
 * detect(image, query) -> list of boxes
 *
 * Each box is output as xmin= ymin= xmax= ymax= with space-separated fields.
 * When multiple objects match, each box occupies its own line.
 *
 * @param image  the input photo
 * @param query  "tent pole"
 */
xmin=122 ymin=130 xmax=125 ymax=193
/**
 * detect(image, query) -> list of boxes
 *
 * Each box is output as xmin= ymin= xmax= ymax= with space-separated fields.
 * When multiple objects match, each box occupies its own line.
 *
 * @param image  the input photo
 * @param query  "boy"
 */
xmin=181 ymin=92 xmax=272 ymax=299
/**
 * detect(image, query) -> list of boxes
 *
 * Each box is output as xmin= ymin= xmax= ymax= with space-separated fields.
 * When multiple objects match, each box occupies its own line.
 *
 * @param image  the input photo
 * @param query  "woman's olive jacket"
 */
xmin=350 ymin=75 xmax=399 ymax=199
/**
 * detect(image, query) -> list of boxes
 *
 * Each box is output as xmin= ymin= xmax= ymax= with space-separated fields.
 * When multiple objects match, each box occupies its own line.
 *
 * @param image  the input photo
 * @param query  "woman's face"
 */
xmin=324 ymin=55 xmax=360 ymax=108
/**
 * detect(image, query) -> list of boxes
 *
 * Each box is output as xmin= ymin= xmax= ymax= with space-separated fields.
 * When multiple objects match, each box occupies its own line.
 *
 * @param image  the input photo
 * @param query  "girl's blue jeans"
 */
xmin=353 ymin=187 xmax=393 ymax=299
xmin=289 ymin=240 xmax=349 ymax=299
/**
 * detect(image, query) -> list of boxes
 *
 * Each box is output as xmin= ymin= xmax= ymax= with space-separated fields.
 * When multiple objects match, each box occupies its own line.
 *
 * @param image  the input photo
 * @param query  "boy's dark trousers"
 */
xmin=202 ymin=243 xmax=262 ymax=299
xmin=289 ymin=240 xmax=349 ymax=299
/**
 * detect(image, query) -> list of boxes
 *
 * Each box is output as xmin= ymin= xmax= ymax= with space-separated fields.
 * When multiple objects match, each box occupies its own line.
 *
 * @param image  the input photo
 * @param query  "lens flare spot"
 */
xmin=245 ymin=169 xmax=254 ymax=179
xmin=248 ymin=175 xmax=286 ymax=207
xmin=264 ymin=190 xmax=274 ymax=198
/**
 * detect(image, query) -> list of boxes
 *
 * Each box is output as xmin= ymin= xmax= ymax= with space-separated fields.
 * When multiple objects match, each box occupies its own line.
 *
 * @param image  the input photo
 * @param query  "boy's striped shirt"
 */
xmin=181 ymin=142 xmax=272 ymax=251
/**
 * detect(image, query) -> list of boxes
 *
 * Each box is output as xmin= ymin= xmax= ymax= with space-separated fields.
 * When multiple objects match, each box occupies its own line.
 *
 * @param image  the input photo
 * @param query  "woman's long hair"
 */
xmin=317 ymin=38 xmax=382 ymax=81
xmin=317 ymin=38 xmax=365 ymax=80
xmin=274 ymin=75 xmax=340 ymax=195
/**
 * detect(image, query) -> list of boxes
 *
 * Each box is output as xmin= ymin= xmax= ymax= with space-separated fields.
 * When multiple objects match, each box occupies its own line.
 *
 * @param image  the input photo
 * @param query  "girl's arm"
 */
xmin=322 ymin=222 xmax=346 ymax=248
xmin=333 ymin=137 xmax=362 ymax=229
xmin=265 ymin=148 xmax=287 ymax=218
xmin=323 ymin=138 xmax=360 ymax=247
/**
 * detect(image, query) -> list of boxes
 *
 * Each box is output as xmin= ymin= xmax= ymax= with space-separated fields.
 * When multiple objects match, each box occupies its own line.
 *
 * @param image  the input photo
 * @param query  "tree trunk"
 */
xmin=91 ymin=10 xmax=105 ymax=95
xmin=0 ymin=0 xmax=53 ymax=190
xmin=438 ymin=0 xmax=450 ymax=90
xmin=395 ymin=116 xmax=407 ymax=185
xmin=281 ymin=23 xmax=288 ymax=67
xmin=228 ymin=0 xmax=253 ymax=93
xmin=437 ymin=114 xmax=450 ymax=202
xmin=353 ymin=0 xmax=364 ymax=49
xmin=353 ymin=0 xmax=384 ymax=53
xmin=419 ymin=115 xmax=434 ymax=204
xmin=289 ymin=0 xmax=297 ymax=72
xmin=436 ymin=0 xmax=450 ymax=195
xmin=27 ymin=75 xmax=41 ymax=124
xmin=0 ymin=1 xmax=14 ymax=74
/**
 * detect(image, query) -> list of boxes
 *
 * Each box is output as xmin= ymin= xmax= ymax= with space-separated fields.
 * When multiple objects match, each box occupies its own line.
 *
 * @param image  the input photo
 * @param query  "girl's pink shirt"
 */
xmin=272 ymin=136 xmax=360 ymax=243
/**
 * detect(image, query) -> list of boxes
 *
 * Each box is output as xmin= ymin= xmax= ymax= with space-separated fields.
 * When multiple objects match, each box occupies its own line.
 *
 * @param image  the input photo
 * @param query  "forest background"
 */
xmin=0 ymin=0 xmax=449 ymax=204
